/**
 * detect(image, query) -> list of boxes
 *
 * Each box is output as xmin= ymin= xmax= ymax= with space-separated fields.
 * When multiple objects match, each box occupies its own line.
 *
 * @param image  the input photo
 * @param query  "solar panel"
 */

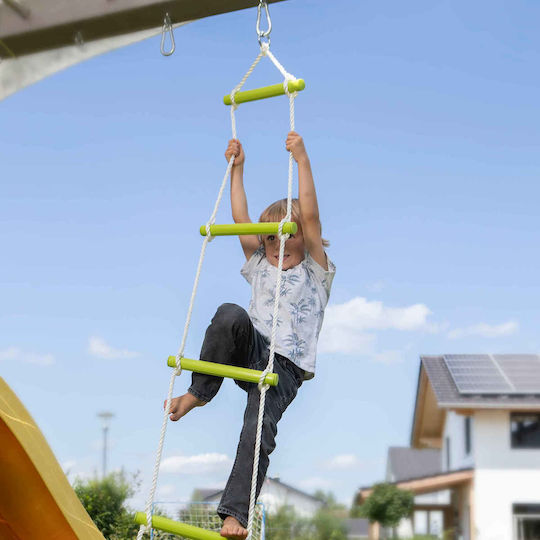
xmin=493 ymin=355 xmax=540 ymax=394
xmin=443 ymin=354 xmax=540 ymax=395
xmin=444 ymin=354 xmax=513 ymax=394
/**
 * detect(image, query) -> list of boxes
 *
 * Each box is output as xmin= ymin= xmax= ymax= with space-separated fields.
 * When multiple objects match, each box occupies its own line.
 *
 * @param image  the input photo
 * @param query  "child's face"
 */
xmin=262 ymin=228 xmax=305 ymax=270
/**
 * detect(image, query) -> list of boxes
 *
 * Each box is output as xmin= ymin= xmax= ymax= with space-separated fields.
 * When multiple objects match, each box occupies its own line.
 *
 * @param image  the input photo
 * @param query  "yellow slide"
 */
xmin=0 ymin=377 xmax=105 ymax=539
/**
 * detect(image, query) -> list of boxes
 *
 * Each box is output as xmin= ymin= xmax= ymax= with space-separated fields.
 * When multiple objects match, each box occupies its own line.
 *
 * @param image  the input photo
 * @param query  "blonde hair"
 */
xmin=258 ymin=198 xmax=329 ymax=247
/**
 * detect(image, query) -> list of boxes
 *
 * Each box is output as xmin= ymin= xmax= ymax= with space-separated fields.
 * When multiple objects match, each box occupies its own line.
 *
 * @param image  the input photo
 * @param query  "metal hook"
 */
xmin=74 ymin=31 xmax=84 ymax=48
xmin=256 ymin=1 xmax=272 ymax=46
xmin=160 ymin=13 xmax=175 ymax=56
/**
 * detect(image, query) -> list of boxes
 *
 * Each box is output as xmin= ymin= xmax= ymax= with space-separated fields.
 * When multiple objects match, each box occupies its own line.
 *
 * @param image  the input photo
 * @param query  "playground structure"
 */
xmin=0 ymin=0 xmax=285 ymax=101
xmin=0 ymin=377 xmax=105 ymax=540
xmin=0 ymin=378 xmax=264 ymax=539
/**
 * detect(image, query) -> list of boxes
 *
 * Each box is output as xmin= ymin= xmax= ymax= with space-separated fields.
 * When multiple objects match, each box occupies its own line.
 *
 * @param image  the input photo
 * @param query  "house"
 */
xmin=354 ymin=354 xmax=540 ymax=540
xmin=385 ymin=447 xmax=451 ymax=538
xmin=197 ymin=476 xmax=325 ymax=518
xmin=196 ymin=477 xmax=372 ymax=539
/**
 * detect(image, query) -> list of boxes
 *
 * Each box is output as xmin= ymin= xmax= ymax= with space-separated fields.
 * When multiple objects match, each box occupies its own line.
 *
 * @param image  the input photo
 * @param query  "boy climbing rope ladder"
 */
xmin=166 ymin=132 xmax=336 ymax=539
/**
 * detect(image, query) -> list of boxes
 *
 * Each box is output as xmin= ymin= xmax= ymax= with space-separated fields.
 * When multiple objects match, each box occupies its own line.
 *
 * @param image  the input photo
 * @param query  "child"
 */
xmin=166 ymin=131 xmax=335 ymax=539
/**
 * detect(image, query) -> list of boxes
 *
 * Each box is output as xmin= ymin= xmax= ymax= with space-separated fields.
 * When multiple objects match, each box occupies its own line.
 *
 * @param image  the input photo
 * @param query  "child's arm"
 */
xmin=286 ymin=131 xmax=328 ymax=270
xmin=226 ymin=139 xmax=260 ymax=260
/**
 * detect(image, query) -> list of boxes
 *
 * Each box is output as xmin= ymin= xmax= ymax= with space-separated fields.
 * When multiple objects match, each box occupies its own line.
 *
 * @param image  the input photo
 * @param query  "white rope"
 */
xmin=137 ymin=41 xmax=298 ymax=540
xmin=230 ymin=49 xmax=265 ymax=140
xmin=246 ymin=47 xmax=298 ymax=540
xmin=136 ymin=135 xmax=237 ymax=540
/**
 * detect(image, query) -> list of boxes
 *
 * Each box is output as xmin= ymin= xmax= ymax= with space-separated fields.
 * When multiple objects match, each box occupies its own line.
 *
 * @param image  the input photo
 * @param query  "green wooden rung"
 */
xmin=223 ymin=79 xmax=305 ymax=105
xmin=200 ymin=221 xmax=297 ymax=237
xmin=134 ymin=512 xmax=223 ymax=540
xmin=168 ymin=356 xmax=279 ymax=387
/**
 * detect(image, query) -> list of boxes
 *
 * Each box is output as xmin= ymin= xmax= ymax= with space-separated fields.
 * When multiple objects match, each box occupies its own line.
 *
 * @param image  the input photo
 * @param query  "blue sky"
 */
xmin=2 ymin=0 xmax=540 ymax=510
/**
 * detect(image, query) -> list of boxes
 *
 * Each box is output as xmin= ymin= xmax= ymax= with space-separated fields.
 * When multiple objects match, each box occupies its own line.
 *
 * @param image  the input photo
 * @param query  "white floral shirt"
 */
xmin=241 ymin=248 xmax=336 ymax=379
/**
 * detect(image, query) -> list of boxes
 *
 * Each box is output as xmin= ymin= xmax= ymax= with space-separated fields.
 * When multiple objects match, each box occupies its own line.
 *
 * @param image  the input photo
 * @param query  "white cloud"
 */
xmin=88 ymin=336 xmax=139 ymax=360
xmin=160 ymin=453 xmax=232 ymax=475
xmin=319 ymin=296 xmax=437 ymax=355
xmin=448 ymin=321 xmax=519 ymax=340
xmin=0 ymin=346 xmax=54 ymax=366
xmin=326 ymin=454 xmax=360 ymax=470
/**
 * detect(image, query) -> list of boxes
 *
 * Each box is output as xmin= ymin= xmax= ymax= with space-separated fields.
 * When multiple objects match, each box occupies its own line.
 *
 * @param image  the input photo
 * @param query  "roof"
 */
xmin=264 ymin=477 xmax=325 ymax=503
xmin=387 ymin=447 xmax=442 ymax=482
xmin=410 ymin=355 xmax=540 ymax=448
xmin=355 ymin=469 xmax=473 ymax=506
xmin=195 ymin=476 xmax=324 ymax=504
xmin=422 ymin=355 xmax=540 ymax=408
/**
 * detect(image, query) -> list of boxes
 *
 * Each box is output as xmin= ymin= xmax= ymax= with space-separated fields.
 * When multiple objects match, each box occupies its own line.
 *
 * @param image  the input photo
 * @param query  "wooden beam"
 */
xmin=4 ymin=0 xmax=31 ymax=19
xmin=358 ymin=469 xmax=474 ymax=501
xmin=419 ymin=436 xmax=443 ymax=449
xmin=452 ymin=409 xmax=474 ymax=416
xmin=0 ymin=0 xmax=285 ymax=57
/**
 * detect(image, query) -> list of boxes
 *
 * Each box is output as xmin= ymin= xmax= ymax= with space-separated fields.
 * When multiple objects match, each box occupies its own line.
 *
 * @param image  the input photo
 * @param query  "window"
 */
xmin=513 ymin=504 xmax=540 ymax=540
xmin=445 ymin=436 xmax=451 ymax=470
xmin=511 ymin=413 xmax=540 ymax=449
xmin=464 ymin=416 xmax=471 ymax=455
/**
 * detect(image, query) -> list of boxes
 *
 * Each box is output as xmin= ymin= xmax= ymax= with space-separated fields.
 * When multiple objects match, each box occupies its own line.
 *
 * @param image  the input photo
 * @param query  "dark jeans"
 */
xmin=188 ymin=303 xmax=304 ymax=528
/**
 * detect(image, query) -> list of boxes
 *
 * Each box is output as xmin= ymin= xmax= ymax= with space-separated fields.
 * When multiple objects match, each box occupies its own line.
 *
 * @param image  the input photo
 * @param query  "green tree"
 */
xmin=354 ymin=483 xmax=414 ymax=537
xmin=74 ymin=471 xmax=140 ymax=539
xmin=312 ymin=509 xmax=347 ymax=540
xmin=265 ymin=501 xmax=348 ymax=540
xmin=312 ymin=490 xmax=348 ymax=539
xmin=265 ymin=506 xmax=313 ymax=540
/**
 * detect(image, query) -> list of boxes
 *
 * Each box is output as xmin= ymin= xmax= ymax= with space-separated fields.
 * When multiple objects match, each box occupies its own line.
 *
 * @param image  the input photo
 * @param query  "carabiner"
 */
xmin=160 ymin=13 xmax=175 ymax=56
xmin=256 ymin=1 xmax=272 ymax=46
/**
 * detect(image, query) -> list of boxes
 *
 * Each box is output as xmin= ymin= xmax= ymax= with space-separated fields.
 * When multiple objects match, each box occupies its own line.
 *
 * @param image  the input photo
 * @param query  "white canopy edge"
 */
xmin=0 ymin=20 xmax=191 ymax=102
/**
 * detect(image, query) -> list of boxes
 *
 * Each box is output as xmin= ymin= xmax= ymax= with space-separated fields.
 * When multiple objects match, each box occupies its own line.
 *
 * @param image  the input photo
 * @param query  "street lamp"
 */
xmin=97 ymin=411 xmax=114 ymax=478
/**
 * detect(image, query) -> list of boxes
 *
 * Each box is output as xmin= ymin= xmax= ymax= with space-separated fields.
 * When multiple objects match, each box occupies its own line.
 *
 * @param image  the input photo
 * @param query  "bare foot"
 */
xmin=220 ymin=516 xmax=248 ymax=539
xmin=164 ymin=393 xmax=206 ymax=421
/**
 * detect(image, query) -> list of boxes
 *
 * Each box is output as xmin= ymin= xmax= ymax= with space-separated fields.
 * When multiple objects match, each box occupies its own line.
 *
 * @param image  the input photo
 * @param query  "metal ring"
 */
xmin=256 ymin=1 xmax=272 ymax=45
xmin=160 ymin=13 xmax=175 ymax=56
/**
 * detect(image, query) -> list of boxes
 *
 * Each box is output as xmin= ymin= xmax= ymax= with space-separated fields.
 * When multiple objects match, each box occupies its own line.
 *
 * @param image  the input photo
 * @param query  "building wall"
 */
xmin=442 ymin=411 xmax=475 ymax=472
xmin=258 ymin=480 xmax=323 ymax=518
xmin=473 ymin=410 xmax=540 ymax=540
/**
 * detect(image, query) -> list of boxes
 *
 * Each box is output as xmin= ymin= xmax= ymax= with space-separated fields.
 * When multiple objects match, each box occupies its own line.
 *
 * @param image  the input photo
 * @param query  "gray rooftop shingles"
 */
xmin=388 ymin=447 xmax=442 ymax=482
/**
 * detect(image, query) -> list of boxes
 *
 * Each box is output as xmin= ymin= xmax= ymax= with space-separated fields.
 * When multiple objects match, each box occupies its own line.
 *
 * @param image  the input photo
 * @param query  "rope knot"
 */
xmin=278 ymin=217 xmax=290 ymax=241
xmin=174 ymin=354 xmax=183 ymax=377
xmin=230 ymin=89 xmax=239 ymax=108
xmin=258 ymin=368 xmax=271 ymax=392
xmin=260 ymin=42 xmax=270 ymax=55
xmin=205 ymin=222 xmax=215 ymax=242
xmin=283 ymin=74 xmax=296 ymax=97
